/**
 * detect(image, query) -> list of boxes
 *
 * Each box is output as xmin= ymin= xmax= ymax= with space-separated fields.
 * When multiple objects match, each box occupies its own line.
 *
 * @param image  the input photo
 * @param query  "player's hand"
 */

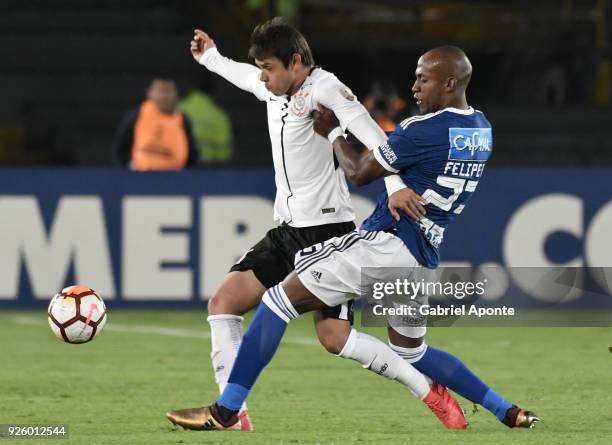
xmin=191 ymin=29 xmax=216 ymax=62
xmin=388 ymin=187 xmax=426 ymax=221
xmin=312 ymin=104 xmax=340 ymax=137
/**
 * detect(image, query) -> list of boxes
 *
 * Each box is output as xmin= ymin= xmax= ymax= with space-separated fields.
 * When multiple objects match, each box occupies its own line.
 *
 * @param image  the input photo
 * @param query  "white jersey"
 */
xmin=200 ymin=47 xmax=405 ymax=227
xmin=263 ymin=68 xmax=372 ymax=226
xmin=202 ymin=48 xmax=365 ymax=226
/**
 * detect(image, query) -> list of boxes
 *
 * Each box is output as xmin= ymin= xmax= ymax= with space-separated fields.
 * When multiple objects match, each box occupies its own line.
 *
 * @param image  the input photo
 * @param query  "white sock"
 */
xmin=388 ymin=341 xmax=428 ymax=363
xmin=207 ymin=314 xmax=248 ymax=412
xmin=338 ymin=329 xmax=431 ymax=400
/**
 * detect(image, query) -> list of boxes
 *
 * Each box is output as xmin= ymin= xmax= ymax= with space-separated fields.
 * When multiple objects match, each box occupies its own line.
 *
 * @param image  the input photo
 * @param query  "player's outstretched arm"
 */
xmin=190 ymin=29 xmax=216 ymax=61
xmin=190 ymin=29 xmax=265 ymax=99
xmin=313 ymin=105 xmax=387 ymax=186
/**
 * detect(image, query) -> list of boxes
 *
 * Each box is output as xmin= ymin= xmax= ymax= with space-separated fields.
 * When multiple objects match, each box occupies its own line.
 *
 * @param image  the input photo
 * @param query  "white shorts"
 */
xmin=295 ymin=230 xmax=427 ymax=337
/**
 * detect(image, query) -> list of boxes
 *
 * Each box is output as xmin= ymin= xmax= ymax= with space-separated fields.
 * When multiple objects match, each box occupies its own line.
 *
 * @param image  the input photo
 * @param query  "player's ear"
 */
xmin=446 ymin=77 xmax=457 ymax=92
xmin=290 ymin=53 xmax=301 ymax=70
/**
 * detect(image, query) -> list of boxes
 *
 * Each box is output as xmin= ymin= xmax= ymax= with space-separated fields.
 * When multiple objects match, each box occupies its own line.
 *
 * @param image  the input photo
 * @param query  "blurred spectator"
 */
xmin=113 ymin=78 xmax=198 ymax=170
xmin=178 ymin=89 xmax=233 ymax=162
xmin=363 ymin=82 xmax=407 ymax=132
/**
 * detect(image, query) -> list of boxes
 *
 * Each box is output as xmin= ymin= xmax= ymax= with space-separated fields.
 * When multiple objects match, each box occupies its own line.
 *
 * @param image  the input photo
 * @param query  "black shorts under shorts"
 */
xmin=230 ymin=221 xmax=356 ymax=323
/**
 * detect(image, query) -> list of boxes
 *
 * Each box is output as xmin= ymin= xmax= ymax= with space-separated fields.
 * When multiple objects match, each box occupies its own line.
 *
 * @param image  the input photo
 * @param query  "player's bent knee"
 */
xmin=207 ymin=290 xmax=240 ymax=316
xmin=317 ymin=330 xmax=348 ymax=355
xmin=314 ymin=315 xmax=352 ymax=354
xmin=208 ymin=271 xmax=267 ymax=316
xmin=206 ymin=293 xmax=224 ymax=315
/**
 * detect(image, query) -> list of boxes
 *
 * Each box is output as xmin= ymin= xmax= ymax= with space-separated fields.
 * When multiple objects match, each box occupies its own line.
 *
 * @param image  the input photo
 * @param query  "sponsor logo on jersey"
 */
xmin=339 ymin=87 xmax=355 ymax=101
xmin=448 ymin=128 xmax=492 ymax=161
xmin=380 ymin=142 xmax=398 ymax=165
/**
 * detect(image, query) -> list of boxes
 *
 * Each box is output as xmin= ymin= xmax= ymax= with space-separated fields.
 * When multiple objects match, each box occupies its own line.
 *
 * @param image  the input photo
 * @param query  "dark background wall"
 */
xmin=0 ymin=0 xmax=610 ymax=167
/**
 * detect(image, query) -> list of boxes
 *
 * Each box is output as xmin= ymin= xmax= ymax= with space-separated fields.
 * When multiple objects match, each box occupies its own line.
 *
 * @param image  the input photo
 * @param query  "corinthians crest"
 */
xmin=290 ymin=90 xmax=310 ymax=117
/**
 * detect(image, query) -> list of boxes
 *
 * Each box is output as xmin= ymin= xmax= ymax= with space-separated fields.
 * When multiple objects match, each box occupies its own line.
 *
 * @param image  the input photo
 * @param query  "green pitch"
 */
xmin=1 ymin=310 xmax=611 ymax=445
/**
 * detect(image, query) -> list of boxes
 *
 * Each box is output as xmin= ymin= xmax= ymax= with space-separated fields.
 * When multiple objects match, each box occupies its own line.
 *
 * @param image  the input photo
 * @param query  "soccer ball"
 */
xmin=47 ymin=285 xmax=107 ymax=344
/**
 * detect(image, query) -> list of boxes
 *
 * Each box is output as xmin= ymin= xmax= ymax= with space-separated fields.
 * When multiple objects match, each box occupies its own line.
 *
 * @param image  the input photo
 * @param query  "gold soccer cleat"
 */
xmin=503 ymin=405 xmax=541 ymax=429
xmin=166 ymin=405 xmax=242 ymax=431
xmin=515 ymin=409 xmax=541 ymax=429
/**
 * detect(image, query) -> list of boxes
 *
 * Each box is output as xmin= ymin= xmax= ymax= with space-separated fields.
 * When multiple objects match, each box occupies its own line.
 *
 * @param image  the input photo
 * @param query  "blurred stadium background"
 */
xmin=0 ymin=0 xmax=610 ymax=166
xmin=0 ymin=1 xmax=611 ymax=444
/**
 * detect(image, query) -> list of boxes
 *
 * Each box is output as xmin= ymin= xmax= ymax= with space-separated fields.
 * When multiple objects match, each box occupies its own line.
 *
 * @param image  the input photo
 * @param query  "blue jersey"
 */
xmin=362 ymin=107 xmax=492 ymax=268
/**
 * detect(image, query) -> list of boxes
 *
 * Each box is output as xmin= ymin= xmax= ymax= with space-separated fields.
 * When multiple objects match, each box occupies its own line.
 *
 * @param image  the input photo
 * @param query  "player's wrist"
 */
xmin=327 ymin=127 xmax=344 ymax=144
xmin=384 ymin=175 xmax=407 ymax=195
xmin=198 ymin=47 xmax=219 ymax=66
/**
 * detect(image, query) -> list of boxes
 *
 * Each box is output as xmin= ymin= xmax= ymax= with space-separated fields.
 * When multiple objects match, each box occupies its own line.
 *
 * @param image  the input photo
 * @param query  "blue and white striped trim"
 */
xmin=262 ymin=284 xmax=298 ymax=323
xmin=295 ymin=230 xmax=379 ymax=275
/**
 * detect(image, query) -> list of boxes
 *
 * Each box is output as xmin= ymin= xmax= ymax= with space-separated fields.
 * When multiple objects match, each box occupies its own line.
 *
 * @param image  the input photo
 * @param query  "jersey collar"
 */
xmin=444 ymin=106 xmax=474 ymax=115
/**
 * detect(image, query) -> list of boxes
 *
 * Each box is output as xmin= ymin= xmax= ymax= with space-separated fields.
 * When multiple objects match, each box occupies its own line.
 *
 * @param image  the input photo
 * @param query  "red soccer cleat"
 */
xmin=422 ymin=381 xmax=468 ymax=429
xmin=238 ymin=410 xmax=254 ymax=431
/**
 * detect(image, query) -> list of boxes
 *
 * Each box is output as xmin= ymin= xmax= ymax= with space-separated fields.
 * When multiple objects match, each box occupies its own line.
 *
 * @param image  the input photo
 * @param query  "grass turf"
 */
xmin=1 ymin=310 xmax=611 ymax=444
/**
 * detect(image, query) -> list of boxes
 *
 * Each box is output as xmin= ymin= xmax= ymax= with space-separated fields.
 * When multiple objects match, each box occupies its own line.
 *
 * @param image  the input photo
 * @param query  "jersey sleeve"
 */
xmin=313 ymin=77 xmax=368 ymax=130
xmin=373 ymin=124 xmax=427 ymax=173
xmin=200 ymin=48 xmax=269 ymax=102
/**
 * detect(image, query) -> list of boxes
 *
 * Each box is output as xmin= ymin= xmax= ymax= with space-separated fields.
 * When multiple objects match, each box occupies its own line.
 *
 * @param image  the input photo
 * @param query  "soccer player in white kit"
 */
xmin=166 ymin=18 xmax=466 ymax=430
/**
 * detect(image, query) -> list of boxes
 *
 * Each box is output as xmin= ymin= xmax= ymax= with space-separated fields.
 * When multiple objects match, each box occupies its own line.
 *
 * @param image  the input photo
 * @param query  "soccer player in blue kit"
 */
xmin=187 ymin=46 xmax=540 ymax=431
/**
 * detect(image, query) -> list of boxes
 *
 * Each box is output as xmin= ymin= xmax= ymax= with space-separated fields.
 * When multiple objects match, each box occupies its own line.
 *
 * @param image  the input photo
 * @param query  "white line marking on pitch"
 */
xmin=12 ymin=315 xmax=319 ymax=346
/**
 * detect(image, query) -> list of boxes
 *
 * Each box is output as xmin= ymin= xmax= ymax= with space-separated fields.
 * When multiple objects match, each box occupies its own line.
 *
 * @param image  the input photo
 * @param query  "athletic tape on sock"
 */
xmin=389 ymin=341 xmax=428 ymax=363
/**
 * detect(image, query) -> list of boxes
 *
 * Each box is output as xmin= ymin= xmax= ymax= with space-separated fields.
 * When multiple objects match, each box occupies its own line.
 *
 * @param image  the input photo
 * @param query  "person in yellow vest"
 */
xmin=179 ymin=90 xmax=233 ymax=162
xmin=113 ymin=78 xmax=198 ymax=170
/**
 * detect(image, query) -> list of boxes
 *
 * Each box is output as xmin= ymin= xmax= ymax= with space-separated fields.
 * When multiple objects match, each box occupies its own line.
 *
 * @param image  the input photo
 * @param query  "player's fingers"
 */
xmin=413 ymin=200 xmax=426 ymax=217
xmin=397 ymin=204 xmax=415 ymax=220
xmin=389 ymin=205 xmax=400 ymax=221
xmin=411 ymin=201 xmax=425 ymax=219
xmin=406 ymin=203 xmax=422 ymax=220
xmin=397 ymin=201 xmax=417 ymax=220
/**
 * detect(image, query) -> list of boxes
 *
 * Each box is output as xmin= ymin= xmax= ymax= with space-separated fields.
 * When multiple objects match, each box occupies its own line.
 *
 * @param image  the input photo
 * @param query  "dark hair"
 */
xmin=248 ymin=17 xmax=314 ymax=68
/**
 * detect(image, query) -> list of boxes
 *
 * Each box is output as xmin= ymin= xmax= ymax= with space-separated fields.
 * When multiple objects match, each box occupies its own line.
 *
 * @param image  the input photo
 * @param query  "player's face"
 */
xmin=412 ymin=58 xmax=444 ymax=114
xmin=255 ymin=57 xmax=296 ymax=96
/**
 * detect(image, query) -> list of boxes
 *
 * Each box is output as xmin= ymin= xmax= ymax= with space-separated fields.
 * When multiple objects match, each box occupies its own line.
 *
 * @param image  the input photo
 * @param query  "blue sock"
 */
xmin=217 ymin=284 xmax=296 ymax=411
xmin=412 ymin=345 xmax=512 ymax=422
